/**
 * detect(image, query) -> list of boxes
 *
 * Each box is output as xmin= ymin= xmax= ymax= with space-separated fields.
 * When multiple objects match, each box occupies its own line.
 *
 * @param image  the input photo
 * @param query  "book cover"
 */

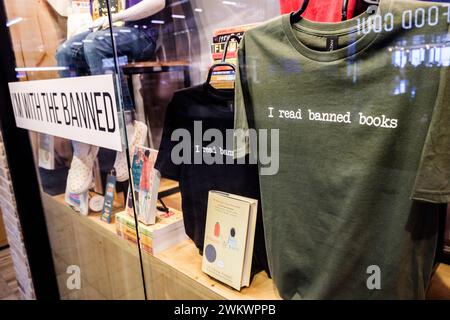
xmin=201 ymin=191 xmax=258 ymax=290
xmin=213 ymin=32 xmax=245 ymax=44
xmin=211 ymin=42 xmax=239 ymax=56
xmin=91 ymin=0 xmax=124 ymax=20
xmin=213 ymin=23 xmax=261 ymax=37
xmin=127 ymin=146 xmax=161 ymax=225
xmin=211 ymin=41 xmax=238 ymax=62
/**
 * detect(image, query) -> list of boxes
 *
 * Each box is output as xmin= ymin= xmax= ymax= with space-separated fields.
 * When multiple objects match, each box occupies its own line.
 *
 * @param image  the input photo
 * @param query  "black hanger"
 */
xmin=343 ymin=0 xmax=379 ymax=21
xmin=206 ymin=35 xmax=241 ymax=85
xmin=342 ymin=0 xmax=349 ymax=21
xmin=290 ymin=0 xmax=310 ymax=24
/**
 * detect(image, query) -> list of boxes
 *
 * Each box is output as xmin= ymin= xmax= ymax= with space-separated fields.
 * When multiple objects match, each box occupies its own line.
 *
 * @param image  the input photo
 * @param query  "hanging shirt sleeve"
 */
xmin=234 ymin=36 xmax=252 ymax=159
xmin=412 ymin=50 xmax=450 ymax=203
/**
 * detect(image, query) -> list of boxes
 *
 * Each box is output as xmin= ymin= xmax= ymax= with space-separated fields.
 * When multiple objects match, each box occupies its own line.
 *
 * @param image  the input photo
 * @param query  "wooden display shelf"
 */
xmin=427 ymin=263 xmax=450 ymax=300
xmin=123 ymin=60 xmax=191 ymax=71
xmin=42 ymin=179 xmax=450 ymax=300
xmin=155 ymin=239 xmax=279 ymax=300
xmin=46 ymin=179 xmax=280 ymax=300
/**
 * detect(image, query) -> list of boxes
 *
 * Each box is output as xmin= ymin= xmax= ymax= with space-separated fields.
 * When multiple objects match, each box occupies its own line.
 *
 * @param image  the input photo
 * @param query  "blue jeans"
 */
xmin=56 ymin=27 xmax=157 ymax=110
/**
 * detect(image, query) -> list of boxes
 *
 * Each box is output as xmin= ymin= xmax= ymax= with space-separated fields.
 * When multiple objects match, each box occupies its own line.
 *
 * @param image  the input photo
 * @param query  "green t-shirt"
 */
xmin=234 ymin=0 xmax=450 ymax=299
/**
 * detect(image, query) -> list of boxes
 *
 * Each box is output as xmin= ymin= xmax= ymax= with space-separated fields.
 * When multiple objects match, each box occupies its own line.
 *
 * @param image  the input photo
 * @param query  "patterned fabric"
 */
xmin=66 ymin=142 xmax=99 ymax=193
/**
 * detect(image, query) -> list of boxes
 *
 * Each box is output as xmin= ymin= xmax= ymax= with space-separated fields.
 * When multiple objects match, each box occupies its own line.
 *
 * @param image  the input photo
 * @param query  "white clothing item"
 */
xmin=67 ymin=142 xmax=99 ymax=194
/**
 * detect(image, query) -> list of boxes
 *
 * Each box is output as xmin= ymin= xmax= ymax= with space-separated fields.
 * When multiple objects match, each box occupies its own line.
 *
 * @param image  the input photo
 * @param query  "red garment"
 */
xmin=279 ymin=0 xmax=302 ymax=14
xmin=279 ymin=0 xmax=370 ymax=22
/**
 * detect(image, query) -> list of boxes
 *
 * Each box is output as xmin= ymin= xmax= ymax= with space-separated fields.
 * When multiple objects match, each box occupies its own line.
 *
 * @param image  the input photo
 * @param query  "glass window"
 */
xmin=2 ymin=0 xmax=449 ymax=300
xmin=4 ymin=0 xmax=146 ymax=299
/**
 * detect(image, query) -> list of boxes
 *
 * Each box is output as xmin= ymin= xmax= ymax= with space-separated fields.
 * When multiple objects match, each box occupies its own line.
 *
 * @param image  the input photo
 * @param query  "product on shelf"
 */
xmin=201 ymin=191 xmax=258 ymax=291
xmin=38 ymin=134 xmax=55 ymax=170
xmin=91 ymin=0 xmax=124 ymax=21
xmin=114 ymin=120 xmax=148 ymax=182
xmin=64 ymin=187 xmax=90 ymax=216
xmin=115 ymin=209 xmax=187 ymax=255
xmin=127 ymin=146 xmax=160 ymax=225
xmin=100 ymin=172 xmax=117 ymax=223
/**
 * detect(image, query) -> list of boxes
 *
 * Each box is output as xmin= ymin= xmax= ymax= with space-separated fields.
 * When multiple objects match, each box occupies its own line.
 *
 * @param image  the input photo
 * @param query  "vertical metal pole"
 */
xmin=105 ymin=0 xmax=148 ymax=300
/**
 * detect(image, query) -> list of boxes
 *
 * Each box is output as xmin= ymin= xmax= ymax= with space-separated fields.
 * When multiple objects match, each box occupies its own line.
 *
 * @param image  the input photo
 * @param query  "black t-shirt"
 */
xmin=155 ymin=84 xmax=269 ymax=276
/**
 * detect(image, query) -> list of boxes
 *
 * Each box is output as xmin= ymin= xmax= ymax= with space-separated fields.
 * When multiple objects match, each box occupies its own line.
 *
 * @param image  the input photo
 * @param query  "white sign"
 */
xmin=8 ymin=74 xmax=123 ymax=151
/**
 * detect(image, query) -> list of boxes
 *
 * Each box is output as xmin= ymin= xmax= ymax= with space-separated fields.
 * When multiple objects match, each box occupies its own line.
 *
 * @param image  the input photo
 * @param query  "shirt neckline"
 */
xmin=282 ymin=0 xmax=391 ymax=63
xmin=203 ymin=82 xmax=234 ymax=100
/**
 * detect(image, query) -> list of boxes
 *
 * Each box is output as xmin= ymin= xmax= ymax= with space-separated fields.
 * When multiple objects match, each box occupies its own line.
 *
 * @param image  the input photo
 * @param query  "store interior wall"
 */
xmin=4 ymin=0 xmax=66 ymax=81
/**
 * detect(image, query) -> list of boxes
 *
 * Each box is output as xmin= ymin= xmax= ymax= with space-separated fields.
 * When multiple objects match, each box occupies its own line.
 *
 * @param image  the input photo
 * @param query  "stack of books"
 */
xmin=115 ymin=209 xmax=188 ymax=255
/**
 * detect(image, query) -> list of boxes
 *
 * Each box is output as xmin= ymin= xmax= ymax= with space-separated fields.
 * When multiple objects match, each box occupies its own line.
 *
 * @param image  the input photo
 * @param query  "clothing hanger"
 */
xmin=290 ymin=0 xmax=310 ymax=24
xmin=206 ymin=34 xmax=241 ymax=86
xmin=342 ymin=0 xmax=379 ymax=21
xmin=342 ymin=0 xmax=349 ymax=21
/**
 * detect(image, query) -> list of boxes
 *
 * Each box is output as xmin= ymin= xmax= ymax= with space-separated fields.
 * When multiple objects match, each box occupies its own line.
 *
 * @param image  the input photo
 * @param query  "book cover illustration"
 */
xmin=91 ymin=0 xmax=124 ymax=20
xmin=211 ymin=41 xmax=239 ymax=60
xmin=202 ymin=191 xmax=257 ymax=290
xmin=127 ymin=146 xmax=161 ymax=225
